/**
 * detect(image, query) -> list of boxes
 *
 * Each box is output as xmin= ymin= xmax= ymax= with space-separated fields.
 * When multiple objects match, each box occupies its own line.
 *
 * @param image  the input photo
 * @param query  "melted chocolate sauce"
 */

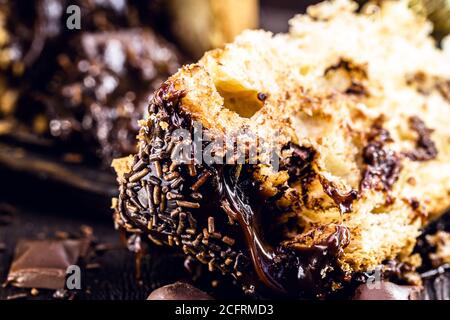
xmin=218 ymin=166 xmax=286 ymax=293
xmin=218 ymin=166 xmax=351 ymax=298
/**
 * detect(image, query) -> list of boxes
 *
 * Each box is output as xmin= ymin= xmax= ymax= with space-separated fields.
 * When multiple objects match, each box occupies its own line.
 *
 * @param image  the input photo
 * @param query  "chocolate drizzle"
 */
xmin=219 ymin=167 xmax=286 ymax=293
xmin=270 ymin=225 xmax=350 ymax=298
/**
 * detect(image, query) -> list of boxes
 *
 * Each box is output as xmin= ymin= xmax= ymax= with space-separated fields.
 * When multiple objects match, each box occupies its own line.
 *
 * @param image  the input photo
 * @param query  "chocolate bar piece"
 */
xmin=147 ymin=282 xmax=213 ymax=300
xmin=7 ymin=238 xmax=89 ymax=290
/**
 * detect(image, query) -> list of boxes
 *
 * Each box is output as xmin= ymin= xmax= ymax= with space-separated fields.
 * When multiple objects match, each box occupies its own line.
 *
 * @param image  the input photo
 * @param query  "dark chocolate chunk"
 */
xmin=319 ymin=175 xmax=358 ymax=214
xmin=324 ymin=58 xmax=369 ymax=96
xmin=7 ymin=238 xmax=90 ymax=290
xmin=403 ymin=116 xmax=438 ymax=161
xmin=281 ymin=144 xmax=316 ymax=183
xmin=147 ymin=282 xmax=213 ymax=300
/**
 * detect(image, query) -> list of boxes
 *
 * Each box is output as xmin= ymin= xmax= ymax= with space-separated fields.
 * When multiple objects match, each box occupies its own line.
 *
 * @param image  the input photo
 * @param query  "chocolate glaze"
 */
xmin=218 ymin=166 xmax=352 ymax=297
xmin=218 ymin=166 xmax=286 ymax=293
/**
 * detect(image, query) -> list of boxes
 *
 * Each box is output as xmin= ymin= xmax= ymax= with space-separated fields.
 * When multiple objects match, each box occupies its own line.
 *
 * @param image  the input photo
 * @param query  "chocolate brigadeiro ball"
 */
xmin=0 ymin=0 xmax=132 ymax=102
xmin=147 ymin=282 xmax=213 ymax=300
xmin=353 ymin=282 xmax=423 ymax=300
xmin=112 ymin=83 xmax=351 ymax=299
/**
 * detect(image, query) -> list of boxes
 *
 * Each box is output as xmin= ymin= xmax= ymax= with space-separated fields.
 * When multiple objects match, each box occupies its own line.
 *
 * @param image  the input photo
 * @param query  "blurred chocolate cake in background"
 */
xmin=0 ymin=0 xmax=181 ymax=165
xmin=45 ymin=29 xmax=180 ymax=163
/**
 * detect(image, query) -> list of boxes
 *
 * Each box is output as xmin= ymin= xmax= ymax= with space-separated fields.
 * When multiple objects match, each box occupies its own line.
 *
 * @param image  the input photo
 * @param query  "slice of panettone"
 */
xmin=113 ymin=0 xmax=450 ymax=298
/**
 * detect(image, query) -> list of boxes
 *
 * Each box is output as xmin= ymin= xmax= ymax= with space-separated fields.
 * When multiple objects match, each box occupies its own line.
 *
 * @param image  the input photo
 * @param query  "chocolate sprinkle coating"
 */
xmin=116 ymin=83 xmax=252 ymax=286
